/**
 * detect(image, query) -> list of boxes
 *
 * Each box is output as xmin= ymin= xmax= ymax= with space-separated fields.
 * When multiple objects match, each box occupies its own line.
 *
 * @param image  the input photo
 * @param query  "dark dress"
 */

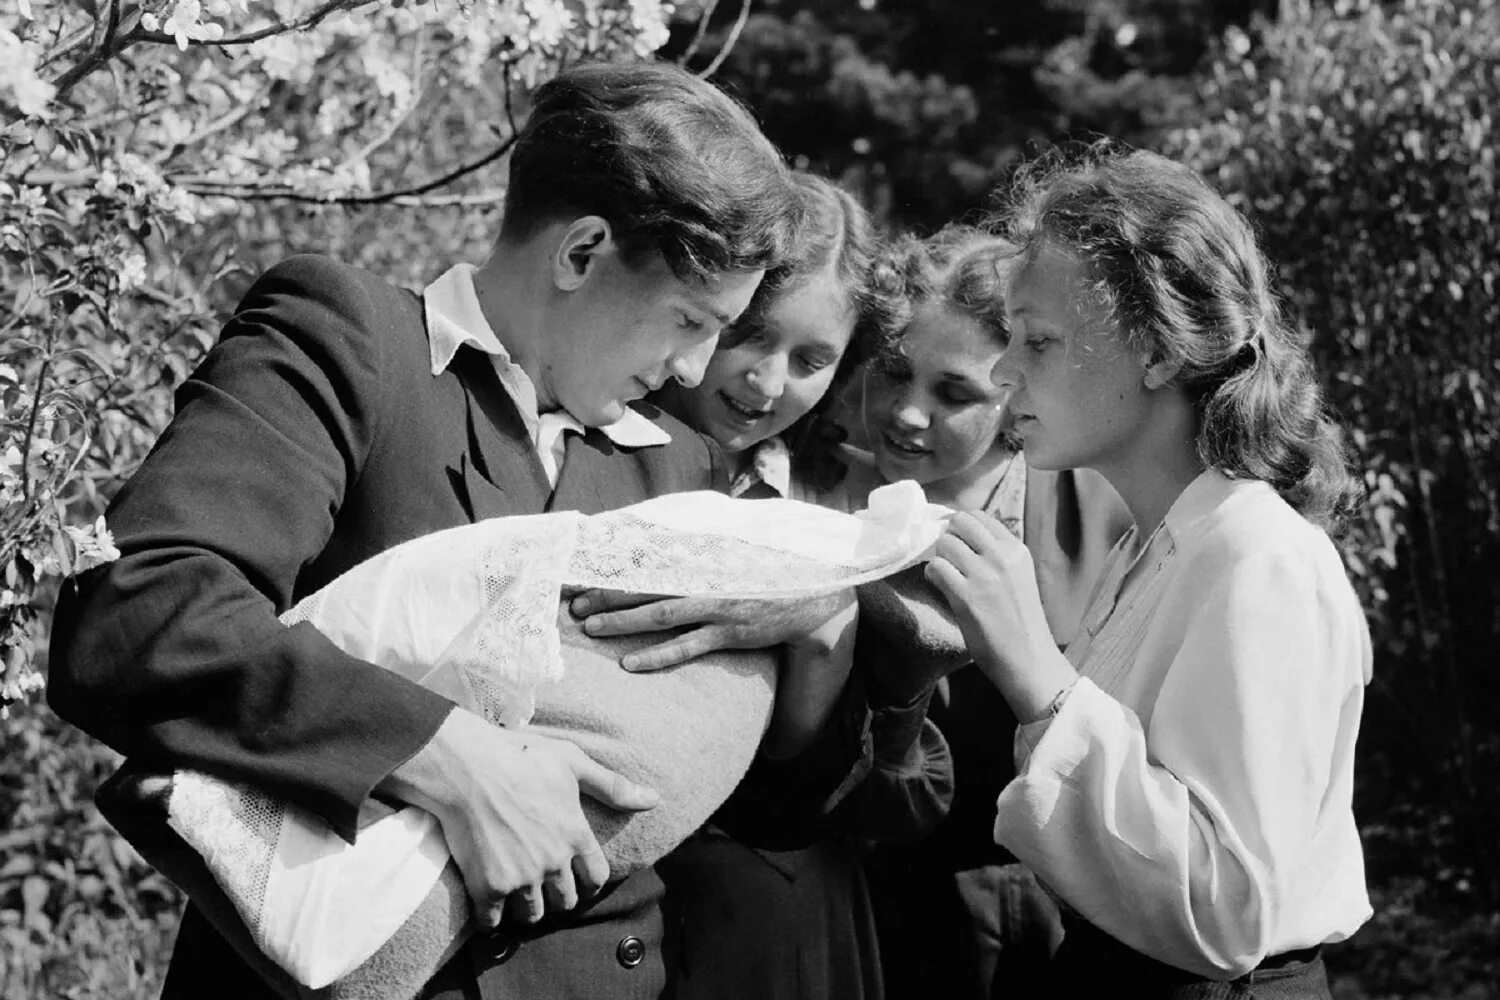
xmin=48 ymin=255 xmax=874 ymax=1000
xmin=655 ymin=464 xmax=957 ymax=1000
xmin=868 ymin=466 xmax=1132 ymax=1000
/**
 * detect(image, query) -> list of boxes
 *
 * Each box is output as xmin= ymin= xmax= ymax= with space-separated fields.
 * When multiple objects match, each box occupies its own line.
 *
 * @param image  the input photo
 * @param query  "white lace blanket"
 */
xmin=163 ymin=483 xmax=948 ymax=991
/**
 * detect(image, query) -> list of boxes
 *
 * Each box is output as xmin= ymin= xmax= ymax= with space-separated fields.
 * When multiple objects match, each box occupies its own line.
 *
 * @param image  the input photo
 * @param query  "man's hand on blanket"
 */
xmin=380 ymin=707 xmax=658 ymax=928
xmin=570 ymin=588 xmax=857 ymax=672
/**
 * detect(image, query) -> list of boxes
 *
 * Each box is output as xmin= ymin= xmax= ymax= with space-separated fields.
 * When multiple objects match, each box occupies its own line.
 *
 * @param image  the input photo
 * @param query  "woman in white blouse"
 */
xmin=925 ymin=146 xmax=1372 ymax=996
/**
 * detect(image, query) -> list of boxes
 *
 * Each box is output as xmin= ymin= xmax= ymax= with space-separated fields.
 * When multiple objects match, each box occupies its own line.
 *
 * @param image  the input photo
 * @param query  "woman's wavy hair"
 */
xmin=746 ymin=173 xmax=904 ymax=491
xmin=996 ymin=142 xmax=1361 ymax=528
xmin=864 ymin=226 xmax=1023 ymax=449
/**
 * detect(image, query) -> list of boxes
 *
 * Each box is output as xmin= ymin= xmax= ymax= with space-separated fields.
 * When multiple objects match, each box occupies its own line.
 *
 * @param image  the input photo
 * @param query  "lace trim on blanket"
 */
xmin=167 ymin=770 xmax=281 ymax=947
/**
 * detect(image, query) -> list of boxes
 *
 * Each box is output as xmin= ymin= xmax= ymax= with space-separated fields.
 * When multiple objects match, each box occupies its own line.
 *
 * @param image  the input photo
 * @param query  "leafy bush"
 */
xmin=1 ymin=1 xmax=697 ymax=992
xmin=1165 ymin=0 xmax=1500 ymax=898
xmin=0 ymin=704 xmax=179 ymax=1000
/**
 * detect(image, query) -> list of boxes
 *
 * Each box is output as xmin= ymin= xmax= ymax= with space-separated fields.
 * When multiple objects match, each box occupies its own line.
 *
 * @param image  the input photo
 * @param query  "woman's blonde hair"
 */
xmin=996 ymin=143 xmax=1361 ymax=528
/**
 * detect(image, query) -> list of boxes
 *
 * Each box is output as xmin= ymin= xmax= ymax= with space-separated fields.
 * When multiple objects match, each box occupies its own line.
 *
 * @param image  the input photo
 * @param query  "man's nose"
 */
xmin=745 ymin=354 xmax=787 ymax=399
xmin=668 ymin=336 xmax=719 ymax=389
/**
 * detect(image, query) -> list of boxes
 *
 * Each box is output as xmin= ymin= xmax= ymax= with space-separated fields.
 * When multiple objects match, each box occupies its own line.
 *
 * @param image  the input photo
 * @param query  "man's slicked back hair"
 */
xmin=501 ymin=61 xmax=802 ymax=280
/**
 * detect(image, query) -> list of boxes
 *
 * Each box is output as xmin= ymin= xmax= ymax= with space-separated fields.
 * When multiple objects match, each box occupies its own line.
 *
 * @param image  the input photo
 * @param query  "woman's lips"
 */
xmin=719 ymin=391 xmax=771 ymax=425
xmin=880 ymin=431 xmax=930 ymax=459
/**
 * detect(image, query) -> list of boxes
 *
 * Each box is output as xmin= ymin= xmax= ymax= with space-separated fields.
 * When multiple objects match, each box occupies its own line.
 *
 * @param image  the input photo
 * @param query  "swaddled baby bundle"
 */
xmin=100 ymin=483 xmax=951 ymax=999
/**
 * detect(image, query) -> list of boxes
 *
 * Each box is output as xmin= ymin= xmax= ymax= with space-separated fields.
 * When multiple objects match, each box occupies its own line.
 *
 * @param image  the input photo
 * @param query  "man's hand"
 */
xmin=570 ymin=588 xmax=854 ymax=672
xmin=379 ymin=708 xmax=658 ymax=929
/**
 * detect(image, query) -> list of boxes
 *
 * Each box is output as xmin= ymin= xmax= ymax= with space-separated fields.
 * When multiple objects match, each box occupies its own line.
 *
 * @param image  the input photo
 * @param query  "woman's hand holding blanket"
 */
xmin=924 ymin=510 xmax=1079 ymax=722
xmin=571 ymin=589 xmax=855 ymax=672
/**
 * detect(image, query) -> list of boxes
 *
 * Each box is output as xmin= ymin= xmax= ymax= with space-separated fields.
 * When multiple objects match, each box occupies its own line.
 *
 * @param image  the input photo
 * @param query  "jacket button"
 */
xmin=616 ymin=935 xmax=646 ymax=969
xmin=480 ymin=932 xmax=519 ymax=964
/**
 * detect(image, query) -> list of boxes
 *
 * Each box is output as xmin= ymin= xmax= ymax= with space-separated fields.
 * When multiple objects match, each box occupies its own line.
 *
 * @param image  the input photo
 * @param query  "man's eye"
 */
xmin=1027 ymin=336 xmax=1052 ymax=353
xmin=679 ymin=313 xmax=706 ymax=333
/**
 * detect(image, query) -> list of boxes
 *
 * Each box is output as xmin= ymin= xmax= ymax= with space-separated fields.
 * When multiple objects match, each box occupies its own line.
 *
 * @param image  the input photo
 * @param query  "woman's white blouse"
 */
xmin=994 ymin=470 xmax=1373 ymax=979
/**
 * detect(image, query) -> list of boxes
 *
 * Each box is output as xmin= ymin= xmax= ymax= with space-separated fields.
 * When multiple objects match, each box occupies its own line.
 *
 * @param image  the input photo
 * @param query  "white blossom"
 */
xmin=0 ymin=26 xmax=56 ymax=117
xmin=161 ymin=0 xmax=226 ymax=50
xmin=118 ymin=251 xmax=149 ymax=290
xmin=65 ymin=516 xmax=122 ymax=572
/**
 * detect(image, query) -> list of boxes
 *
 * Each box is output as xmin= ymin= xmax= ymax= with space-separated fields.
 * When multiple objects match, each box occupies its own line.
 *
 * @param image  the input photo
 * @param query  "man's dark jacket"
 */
xmin=48 ymin=255 xmax=870 ymax=999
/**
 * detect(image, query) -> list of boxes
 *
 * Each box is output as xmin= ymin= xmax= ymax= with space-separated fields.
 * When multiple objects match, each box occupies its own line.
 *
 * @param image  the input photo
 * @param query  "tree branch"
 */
xmin=172 ymin=134 xmax=518 ymax=205
xmin=696 ymin=0 xmax=751 ymax=79
xmin=49 ymin=0 xmax=369 ymax=97
xmin=341 ymin=26 xmax=426 ymax=168
xmin=677 ymin=0 xmax=722 ymax=68
xmin=134 ymin=0 xmax=368 ymax=48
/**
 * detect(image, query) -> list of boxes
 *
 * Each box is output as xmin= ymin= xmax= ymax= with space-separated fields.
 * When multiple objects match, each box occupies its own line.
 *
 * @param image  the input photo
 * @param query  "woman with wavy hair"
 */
xmin=833 ymin=228 xmax=1130 ymax=1000
xmin=649 ymin=172 xmax=953 ymax=1000
xmin=927 ymin=146 xmax=1372 ymax=997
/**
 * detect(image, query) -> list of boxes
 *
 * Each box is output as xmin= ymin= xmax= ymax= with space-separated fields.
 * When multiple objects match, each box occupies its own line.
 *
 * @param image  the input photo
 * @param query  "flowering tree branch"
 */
xmin=171 ymin=133 xmax=517 ymax=204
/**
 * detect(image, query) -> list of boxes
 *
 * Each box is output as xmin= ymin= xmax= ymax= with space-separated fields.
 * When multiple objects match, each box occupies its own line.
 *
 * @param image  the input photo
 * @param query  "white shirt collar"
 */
xmin=728 ymin=436 xmax=793 ymax=499
xmin=422 ymin=263 xmax=670 ymax=450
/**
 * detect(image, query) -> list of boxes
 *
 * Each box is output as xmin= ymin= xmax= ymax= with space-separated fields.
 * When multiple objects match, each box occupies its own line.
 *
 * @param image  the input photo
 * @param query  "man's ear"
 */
xmin=1142 ymin=353 xmax=1183 ymax=391
xmin=552 ymin=216 xmax=613 ymax=292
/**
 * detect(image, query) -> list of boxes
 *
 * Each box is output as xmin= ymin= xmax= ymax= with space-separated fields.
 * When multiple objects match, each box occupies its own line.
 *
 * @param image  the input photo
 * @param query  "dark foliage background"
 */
xmin=4 ymin=0 xmax=1497 ymax=996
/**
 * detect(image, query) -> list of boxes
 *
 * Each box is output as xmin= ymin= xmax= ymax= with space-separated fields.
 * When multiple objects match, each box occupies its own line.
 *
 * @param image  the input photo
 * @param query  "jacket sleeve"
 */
xmin=829 ymin=685 xmax=954 ymax=844
xmin=48 ymin=256 xmax=454 ymax=843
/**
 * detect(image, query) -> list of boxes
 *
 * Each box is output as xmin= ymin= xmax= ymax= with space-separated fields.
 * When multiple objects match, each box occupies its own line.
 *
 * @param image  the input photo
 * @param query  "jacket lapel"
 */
xmin=448 ymin=347 xmax=550 ymax=520
xmin=548 ymin=428 xmax=637 ymax=515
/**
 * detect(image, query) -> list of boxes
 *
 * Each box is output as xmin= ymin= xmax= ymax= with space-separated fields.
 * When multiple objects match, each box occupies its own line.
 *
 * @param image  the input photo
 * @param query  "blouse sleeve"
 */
xmin=993 ymin=544 xmax=1369 ymax=978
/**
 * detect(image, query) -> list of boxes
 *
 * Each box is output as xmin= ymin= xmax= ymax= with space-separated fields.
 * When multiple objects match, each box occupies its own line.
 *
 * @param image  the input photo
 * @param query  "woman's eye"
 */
xmin=794 ymin=353 xmax=833 ymax=375
xmin=938 ymin=386 xmax=980 ymax=406
xmin=1026 ymin=336 xmax=1052 ymax=353
xmin=679 ymin=313 xmax=706 ymax=333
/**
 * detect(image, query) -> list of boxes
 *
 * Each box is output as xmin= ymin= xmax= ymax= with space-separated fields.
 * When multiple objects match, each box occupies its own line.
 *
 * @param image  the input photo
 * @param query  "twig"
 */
xmin=50 ymin=0 xmax=366 ymax=97
xmin=17 ymin=321 xmax=56 ymax=508
xmin=100 ymin=0 xmax=123 ymax=59
xmin=697 ymin=0 xmax=751 ymax=79
xmin=678 ymin=0 xmax=722 ymax=68
xmin=343 ymin=27 xmax=427 ymax=168
xmin=171 ymin=134 xmax=516 ymax=205
xmin=502 ymin=65 xmax=520 ymax=138
xmin=170 ymin=101 xmax=256 ymax=156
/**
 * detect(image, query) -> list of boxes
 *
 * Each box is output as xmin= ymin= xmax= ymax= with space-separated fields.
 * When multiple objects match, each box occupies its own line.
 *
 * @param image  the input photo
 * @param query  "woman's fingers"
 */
xmin=618 ymin=626 xmax=724 ymax=672
xmin=923 ymin=555 xmax=963 ymax=602
xmin=933 ymin=532 xmax=985 ymax=575
xmin=581 ymin=596 xmax=697 ymax=637
xmin=946 ymin=509 xmax=1020 ymax=555
xmin=569 ymin=588 xmax=670 ymax=618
